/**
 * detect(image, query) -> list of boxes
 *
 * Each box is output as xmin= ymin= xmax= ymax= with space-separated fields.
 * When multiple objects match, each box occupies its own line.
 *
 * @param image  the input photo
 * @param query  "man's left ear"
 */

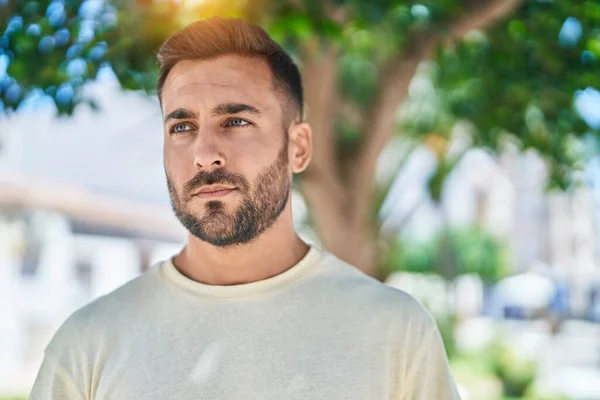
xmin=288 ymin=121 xmax=312 ymax=174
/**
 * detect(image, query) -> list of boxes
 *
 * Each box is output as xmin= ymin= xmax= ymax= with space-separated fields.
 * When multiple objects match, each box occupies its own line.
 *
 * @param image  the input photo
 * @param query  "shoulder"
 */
xmin=318 ymin=251 xmax=436 ymax=329
xmin=44 ymin=262 xmax=164 ymax=357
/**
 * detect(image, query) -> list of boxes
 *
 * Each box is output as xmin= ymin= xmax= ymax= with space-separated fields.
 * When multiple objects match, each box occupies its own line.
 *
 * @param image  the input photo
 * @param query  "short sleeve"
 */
xmin=402 ymin=324 xmax=462 ymax=400
xmin=29 ymin=351 xmax=85 ymax=400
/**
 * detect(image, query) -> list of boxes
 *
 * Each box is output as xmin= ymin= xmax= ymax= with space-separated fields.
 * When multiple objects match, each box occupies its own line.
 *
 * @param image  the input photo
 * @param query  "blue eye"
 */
xmin=226 ymin=118 xmax=250 ymax=127
xmin=171 ymin=123 xmax=192 ymax=134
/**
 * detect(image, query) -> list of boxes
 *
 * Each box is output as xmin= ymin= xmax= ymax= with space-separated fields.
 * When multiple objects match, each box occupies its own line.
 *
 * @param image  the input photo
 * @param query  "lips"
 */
xmin=193 ymin=185 xmax=237 ymax=199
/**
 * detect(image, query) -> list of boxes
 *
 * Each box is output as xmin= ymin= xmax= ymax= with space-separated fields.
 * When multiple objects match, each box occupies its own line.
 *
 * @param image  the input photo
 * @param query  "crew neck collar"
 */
xmin=160 ymin=245 xmax=323 ymax=299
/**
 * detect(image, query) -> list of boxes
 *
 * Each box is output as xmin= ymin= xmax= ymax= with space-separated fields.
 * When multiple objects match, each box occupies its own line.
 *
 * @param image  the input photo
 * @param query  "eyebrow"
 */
xmin=164 ymin=103 xmax=262 ymax=123
xmin=211 ymin=103 xmax=261 ymax=116
xmin=164 ymin=108 xmax=197 ymax=123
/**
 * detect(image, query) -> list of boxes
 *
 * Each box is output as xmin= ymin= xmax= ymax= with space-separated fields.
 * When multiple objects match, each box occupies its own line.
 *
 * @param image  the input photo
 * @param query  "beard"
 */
xmin=165 ymin=136 xmax=291 ymax=248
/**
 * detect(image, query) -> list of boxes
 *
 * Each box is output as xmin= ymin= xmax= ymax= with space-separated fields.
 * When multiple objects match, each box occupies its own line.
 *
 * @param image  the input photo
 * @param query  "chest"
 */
xmin=91 ymin=308 xmax=403 ymax=400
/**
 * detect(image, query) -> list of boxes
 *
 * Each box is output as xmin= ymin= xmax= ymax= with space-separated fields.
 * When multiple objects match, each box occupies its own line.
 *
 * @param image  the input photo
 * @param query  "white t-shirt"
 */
xmin=29 ymin=246 xmax=461 ymax=400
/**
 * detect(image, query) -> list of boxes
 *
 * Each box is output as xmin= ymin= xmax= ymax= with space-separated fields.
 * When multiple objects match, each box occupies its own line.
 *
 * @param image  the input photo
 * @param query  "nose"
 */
xmin=193 ymin=136 xmax=226 ymax=171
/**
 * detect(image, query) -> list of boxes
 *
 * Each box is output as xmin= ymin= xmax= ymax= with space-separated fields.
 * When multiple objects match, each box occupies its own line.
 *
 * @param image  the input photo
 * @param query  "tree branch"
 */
xmin=300 ymin=41 xmax=350 ymax=248
xmin=449 ymin=0 xmax=527 ymax=38
xmin=348 ymin=51 xmax=425 ymax=230
xmin=301 ymin=42 xmax=344 ymax=196
xmin=347 ymin=0 xmax=527 ymax=232
xmin=339 ymin=100 xmax=367 ymax=134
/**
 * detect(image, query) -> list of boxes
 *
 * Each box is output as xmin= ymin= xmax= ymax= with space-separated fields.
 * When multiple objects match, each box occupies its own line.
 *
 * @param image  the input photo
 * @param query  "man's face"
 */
xmin=161 ymin=55 xmax=292 ymax=247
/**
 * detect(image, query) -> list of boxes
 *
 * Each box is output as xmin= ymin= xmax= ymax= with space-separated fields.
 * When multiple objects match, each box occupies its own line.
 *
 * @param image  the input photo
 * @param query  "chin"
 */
xmin=206 ymin=199 xmax=241 ymax=216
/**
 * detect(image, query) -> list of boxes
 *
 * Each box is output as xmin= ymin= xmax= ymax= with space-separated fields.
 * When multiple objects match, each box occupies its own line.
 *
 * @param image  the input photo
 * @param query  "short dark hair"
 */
xmin=156 ymin=17 xmax=303 ymax=119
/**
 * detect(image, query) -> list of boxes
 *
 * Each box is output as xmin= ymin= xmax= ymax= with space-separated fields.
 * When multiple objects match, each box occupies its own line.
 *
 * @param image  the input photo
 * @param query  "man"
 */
xmin=30 ymin=18 xmax=461 ymax=400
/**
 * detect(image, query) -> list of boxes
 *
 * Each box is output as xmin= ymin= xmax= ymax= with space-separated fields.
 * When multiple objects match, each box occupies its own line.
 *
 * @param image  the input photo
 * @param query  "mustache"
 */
xmin=183 ymin=169 xmax=250 ymax=199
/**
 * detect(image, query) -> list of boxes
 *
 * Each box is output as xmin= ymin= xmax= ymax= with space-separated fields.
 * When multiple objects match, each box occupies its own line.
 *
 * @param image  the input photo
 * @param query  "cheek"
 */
xmin=164 ymin=143 xmax=193 ymax=176
xmin=228 ymin=134 xmax=280 ymax=165
xmin=226 ymin=144 xmax=263 ymax=171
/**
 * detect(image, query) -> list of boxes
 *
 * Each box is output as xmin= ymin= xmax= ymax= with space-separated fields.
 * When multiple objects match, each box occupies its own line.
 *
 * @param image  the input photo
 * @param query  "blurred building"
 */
xmin=0 ymin=206 xmax=183 ymax=394
xmin=380 ymin=133 xmax=600 ymax=317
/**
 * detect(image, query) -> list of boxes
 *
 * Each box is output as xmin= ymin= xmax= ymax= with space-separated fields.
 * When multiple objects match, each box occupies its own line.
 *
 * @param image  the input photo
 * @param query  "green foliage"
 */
xmin=436 ymin=312 xmax=457 ymax=359
xmin=452 ymin=227 xmax=510 ymax=281
xmin=1 ymin=0 xmax=599 ymax=187
xmin=0 ymin=0 xmax=474 ymax=113
xmin=451 ymin=349 xmax=504 ymax=399
xmin=103 ymin=2 xmax=180 ymax=92
xmin=384 ymin=225 xmax=508 ymax=282
xmin=0 ymin=0 xmax=120 ymax=113
xmin=449 ymin=338 xmax=567 ymax=400
xmin=0 ymin=0 xmax=240 ymax=114
xmin=431 ymin=0 xmax=600 ymax=189
xmin=427 ymin=154 xmax=457 ymax=203
xmin=384 ymin=234 xmax=438 ymax=275
xmin=489 ymin=340 xmax=537 ymax=397
xmin=522 ymin=386 xmax=571 ymax=400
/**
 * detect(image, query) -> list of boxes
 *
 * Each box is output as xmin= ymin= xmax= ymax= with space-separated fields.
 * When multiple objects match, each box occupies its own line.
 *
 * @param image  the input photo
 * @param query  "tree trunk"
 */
xmin=298 ymin=39 xmax=386 ymax=278
xmin=299 ymin=0 xmax=527 ymax=279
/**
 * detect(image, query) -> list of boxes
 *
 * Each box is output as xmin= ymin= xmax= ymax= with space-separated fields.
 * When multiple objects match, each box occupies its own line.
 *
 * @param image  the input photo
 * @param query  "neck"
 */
xmin=172 ymin=208 xmax=309 ymax=286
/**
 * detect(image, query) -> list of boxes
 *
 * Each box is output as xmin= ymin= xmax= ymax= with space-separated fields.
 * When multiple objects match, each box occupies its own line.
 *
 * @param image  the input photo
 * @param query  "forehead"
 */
xmin=161 ymin=55 xmax=279 ymax=114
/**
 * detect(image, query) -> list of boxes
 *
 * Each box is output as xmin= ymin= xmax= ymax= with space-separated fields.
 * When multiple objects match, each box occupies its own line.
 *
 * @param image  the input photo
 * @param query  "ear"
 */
xmin=288 ymin=121 xmax=312 ymax=174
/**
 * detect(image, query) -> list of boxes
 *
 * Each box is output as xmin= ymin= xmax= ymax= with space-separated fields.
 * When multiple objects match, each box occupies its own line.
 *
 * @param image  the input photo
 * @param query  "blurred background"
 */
xmin=1 ymin=0 xmax=600 ymax=399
